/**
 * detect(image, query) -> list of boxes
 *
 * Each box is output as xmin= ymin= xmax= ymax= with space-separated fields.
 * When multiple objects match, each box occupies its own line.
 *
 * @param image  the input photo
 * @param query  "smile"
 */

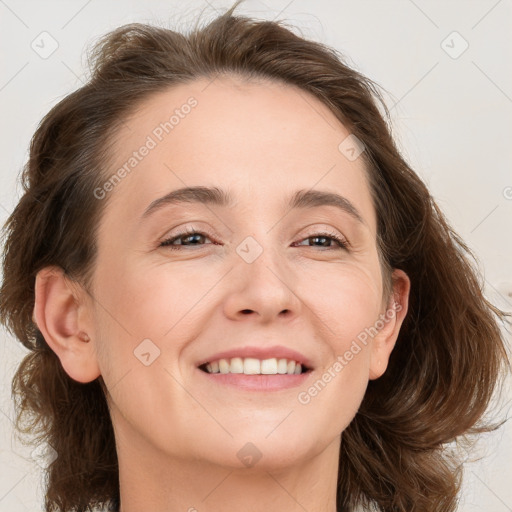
xmin=199 ymin=357 xmax=310 ymax=375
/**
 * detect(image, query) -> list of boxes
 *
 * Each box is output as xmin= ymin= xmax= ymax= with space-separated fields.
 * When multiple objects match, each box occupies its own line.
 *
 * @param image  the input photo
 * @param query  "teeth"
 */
xmin=261 ymin=358 xmax=277 ymax=374
xmin=277 ymin=358 xmax=288 ymax=374
xmin=219 ymin=359 xmax=230 ymax=374
xmin=244 ymin=358 xmax=260 ymax=374
xmin=202 ymin=357 xmax=307 ymax=375
xmin=230 ymin=357 xmax=244 ymax=373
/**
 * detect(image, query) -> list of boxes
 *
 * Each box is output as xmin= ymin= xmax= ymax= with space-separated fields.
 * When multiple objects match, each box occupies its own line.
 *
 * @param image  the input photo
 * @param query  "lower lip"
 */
xmin=198 ymin=368 xmax=312 ymax=391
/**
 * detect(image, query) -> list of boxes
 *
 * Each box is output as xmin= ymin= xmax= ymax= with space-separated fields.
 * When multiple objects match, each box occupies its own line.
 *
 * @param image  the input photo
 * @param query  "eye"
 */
xmin=160 ymin=228 xmax=215 ymax=249
xmin=159 ymin=228 xmax=350 ymax=251
xmin=294 ymin=231 xmax=350 ymax=251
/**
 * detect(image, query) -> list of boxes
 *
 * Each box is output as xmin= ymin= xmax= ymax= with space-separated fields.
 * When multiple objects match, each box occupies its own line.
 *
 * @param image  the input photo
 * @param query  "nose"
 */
xmin=223 ymin=241 xmax=302 ymax=324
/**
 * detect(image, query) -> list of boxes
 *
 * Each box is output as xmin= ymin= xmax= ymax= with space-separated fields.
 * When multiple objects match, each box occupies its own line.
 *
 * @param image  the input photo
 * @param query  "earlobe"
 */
xmin=33 ymin=265 xmax=101 ymax=383
xmin=369 ymin=269 xmax=410 ymax=380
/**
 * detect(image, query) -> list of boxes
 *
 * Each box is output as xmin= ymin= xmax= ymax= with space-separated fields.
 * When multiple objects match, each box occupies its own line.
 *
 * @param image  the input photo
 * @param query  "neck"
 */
xmin=115 ymin=428 xmax=341 ymax=512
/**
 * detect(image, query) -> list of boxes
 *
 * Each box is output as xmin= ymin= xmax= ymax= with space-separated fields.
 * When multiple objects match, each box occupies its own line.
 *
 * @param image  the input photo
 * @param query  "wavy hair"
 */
xmin=1 ymin=2 xmax=510 ymax=511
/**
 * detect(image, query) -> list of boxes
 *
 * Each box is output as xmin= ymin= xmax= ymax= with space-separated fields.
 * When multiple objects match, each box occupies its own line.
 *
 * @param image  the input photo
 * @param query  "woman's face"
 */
xmin=83 ymin=75 xmax=409 ymax=471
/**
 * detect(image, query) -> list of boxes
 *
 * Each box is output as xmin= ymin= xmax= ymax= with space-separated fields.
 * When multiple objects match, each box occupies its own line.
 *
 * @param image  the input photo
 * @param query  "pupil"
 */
xmin=313 ymin=236 xmax=329 ymax=246
xmin=185 ymin=234 xmax=202 ymax=244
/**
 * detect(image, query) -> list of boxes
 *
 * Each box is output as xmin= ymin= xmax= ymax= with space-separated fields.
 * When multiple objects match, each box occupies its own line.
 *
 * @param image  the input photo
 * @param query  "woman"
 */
xmin=0 ymin=1 xmax=509 ymax=511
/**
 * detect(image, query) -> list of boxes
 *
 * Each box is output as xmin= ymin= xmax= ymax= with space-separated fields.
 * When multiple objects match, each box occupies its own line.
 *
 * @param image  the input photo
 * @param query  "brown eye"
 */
xmin=295 ymin=231 xmax=349 ymax=250
xmin=160 ymin=229 xmax=213 ymax=249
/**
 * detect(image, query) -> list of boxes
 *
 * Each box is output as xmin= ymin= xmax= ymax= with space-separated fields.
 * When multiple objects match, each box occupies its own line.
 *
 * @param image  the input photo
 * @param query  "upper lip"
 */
xmin=196 ymin=345 xmax=314 ymax=370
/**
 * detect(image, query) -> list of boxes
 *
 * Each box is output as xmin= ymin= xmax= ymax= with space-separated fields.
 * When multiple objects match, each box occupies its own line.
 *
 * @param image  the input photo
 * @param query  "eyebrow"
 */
xmin=140 ymin=186 xmax=365 ymax=225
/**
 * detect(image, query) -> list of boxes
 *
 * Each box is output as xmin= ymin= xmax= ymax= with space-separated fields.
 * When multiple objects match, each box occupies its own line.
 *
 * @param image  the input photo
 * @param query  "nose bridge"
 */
xmin=225 ymin=230 xmax=300 ymax=322
xmin=238 ymin=231 xmax=291 ymax=292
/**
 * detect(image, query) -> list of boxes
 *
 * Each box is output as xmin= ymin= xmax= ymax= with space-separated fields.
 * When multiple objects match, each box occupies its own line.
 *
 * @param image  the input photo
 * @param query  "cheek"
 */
xmin=91 ymin=256 xmax=220 ymax=395
xmin=292 ymin=263 xmax=381 ymax=418
xmin=94 ymin=254 xmax=209 ymax=339
xmin=298 ymin=260 xmax=382 ymax=345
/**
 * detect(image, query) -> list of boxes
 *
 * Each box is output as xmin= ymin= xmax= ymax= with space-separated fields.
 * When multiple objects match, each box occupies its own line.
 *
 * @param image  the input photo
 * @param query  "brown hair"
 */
xmin=1 ymin=2 xmax=510 ymax=511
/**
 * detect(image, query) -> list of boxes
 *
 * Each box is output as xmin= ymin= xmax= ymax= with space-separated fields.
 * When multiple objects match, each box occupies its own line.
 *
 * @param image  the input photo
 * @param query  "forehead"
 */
xmin=101 ymin=75 xmax=376 ymax=233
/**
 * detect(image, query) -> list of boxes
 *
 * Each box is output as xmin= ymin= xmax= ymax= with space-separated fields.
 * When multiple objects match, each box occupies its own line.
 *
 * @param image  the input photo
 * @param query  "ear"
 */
xmin=369 ymin=268 xmax=410 ymax=380
xmin=33 ymin=265 xmax=101 ymax=383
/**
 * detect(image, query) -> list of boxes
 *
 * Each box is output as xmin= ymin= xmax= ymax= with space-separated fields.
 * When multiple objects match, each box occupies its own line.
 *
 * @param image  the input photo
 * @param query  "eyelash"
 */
xmin=159 ymin=227 xmax=350 ymax=251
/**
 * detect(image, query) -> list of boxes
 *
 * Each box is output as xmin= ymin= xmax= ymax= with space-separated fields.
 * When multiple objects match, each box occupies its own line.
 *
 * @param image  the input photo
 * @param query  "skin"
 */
xmin=33 ymin=75 xmax=410 ymax=512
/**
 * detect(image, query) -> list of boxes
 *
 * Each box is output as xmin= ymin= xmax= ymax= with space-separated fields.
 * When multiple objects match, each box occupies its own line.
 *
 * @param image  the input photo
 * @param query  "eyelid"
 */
xmin=299 ymin=223 xmax=350 ymax=244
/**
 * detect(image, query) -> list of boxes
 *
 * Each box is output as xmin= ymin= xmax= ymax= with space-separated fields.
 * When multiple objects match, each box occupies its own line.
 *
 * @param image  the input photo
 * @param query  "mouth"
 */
xmin=197 ymin=357 xmax=312 ymax=375
xmin=194 ymin=346 xmax=314 ymax=390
